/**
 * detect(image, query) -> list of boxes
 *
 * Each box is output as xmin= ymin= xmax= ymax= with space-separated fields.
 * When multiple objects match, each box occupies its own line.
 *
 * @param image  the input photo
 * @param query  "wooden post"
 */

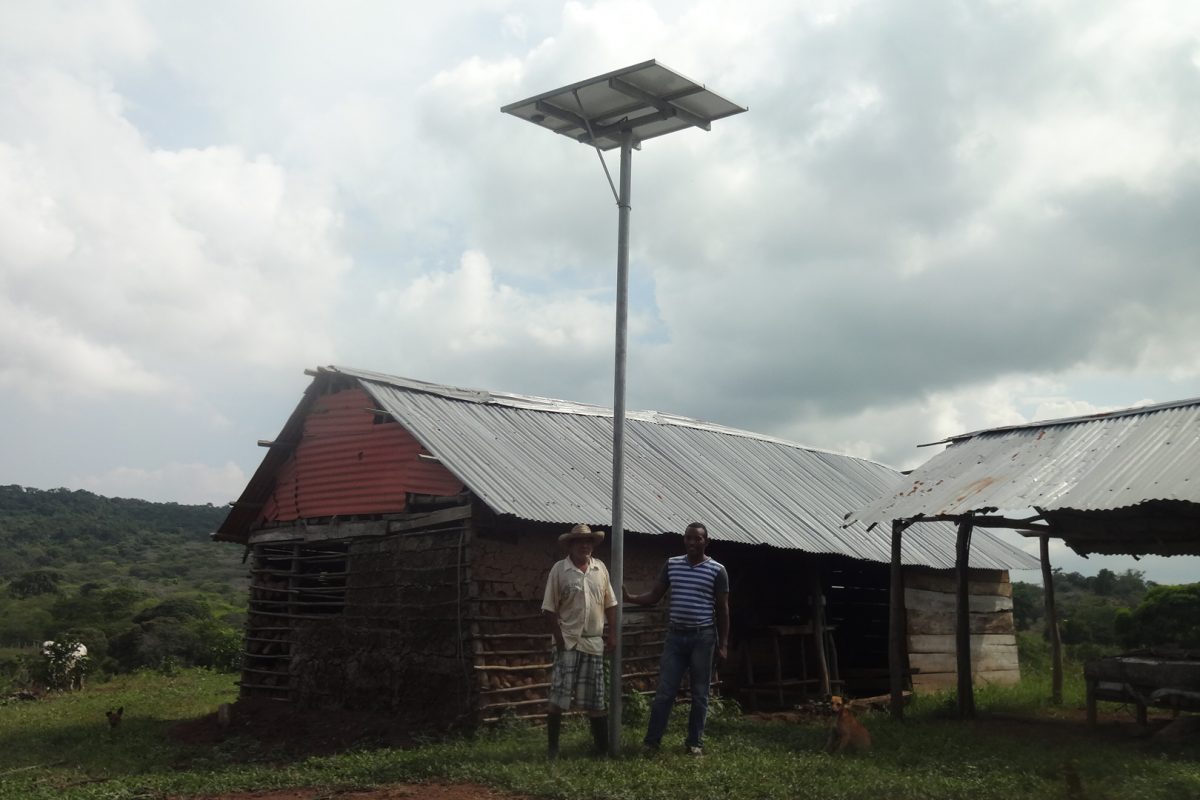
xmin=287 ymin=543 xmax=301 ymax=702
xmin=1039 ymin=535 xmax=1063 ymax=705
xmin=771 ymin=632 xmax=785 ymax=707
xmin=889 ymin=520 xmax=907 ymax=719
xmin=954 ymin=519 xmax=976 ymax=719
xmin=809 ymin=566 xmax=831 ymax=697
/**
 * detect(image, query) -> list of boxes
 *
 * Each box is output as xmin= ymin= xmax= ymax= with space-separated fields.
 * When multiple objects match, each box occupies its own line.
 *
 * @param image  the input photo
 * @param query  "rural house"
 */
xmin=215 ymin=366 xmax=1037 ymax=724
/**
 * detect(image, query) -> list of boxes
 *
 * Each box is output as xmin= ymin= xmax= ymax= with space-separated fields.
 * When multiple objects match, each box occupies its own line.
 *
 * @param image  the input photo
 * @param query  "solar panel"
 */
xmin=501 ymin=60 xmax=747 ymax=150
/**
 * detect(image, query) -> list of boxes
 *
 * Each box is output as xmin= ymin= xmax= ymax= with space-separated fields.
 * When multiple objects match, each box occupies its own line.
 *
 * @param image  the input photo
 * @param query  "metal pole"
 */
xmin=609 ymin=128 xmax=632 ymax=756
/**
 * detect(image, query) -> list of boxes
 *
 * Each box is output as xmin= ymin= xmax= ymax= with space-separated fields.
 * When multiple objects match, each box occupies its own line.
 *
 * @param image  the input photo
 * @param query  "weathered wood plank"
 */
xmin=908 ymin=633 xmax=1017 ymax=654
xmin=904 ymin=568 xmax=1012 ymax=597
xmin=388 ymin=505 xmax=473 ymax=532
xmin=250 ymin=519 xmax=396 ymax=544
xmin=248 ymin=529 xmax=303 ymax=544
xmin=905 ymin=587 xmax=1013 ymax=614
xmin=1084 ymin=658 xmax=1200 ymax=689
xmin=906 ymin=608 xmax=1015 ymax=635
xmin=913 ymin=669 xmax=1021 ymax=690
xmin=910 ymin=649 xmax=1019 ymax=674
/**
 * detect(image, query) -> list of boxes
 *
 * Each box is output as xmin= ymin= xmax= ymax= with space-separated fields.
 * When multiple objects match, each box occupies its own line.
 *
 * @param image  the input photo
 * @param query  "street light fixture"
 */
xmin=502 ymin=59 xmax=745 ymax=754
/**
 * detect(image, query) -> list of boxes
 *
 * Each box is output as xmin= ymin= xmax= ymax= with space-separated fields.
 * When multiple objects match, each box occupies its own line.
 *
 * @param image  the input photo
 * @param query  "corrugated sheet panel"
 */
xmin=848 ymin=401 xmax=1200 ymax=527
xmin=343 ymin=369 xmax=1035 ymax=571
xmin=256 ymin=387 xmax=464 ymax=523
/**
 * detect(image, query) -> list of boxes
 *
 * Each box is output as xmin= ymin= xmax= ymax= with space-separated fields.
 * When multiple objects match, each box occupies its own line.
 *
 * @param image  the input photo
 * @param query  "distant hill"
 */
xmin=0 ymin=485 xmax=242 ymax=592
xmin=0 ymin=486 xmax=247 ymax=675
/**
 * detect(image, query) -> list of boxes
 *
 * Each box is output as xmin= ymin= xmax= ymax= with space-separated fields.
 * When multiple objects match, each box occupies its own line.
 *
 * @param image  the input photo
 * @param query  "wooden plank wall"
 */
xmin=904 ymin=567 xmax=1020 ymax=691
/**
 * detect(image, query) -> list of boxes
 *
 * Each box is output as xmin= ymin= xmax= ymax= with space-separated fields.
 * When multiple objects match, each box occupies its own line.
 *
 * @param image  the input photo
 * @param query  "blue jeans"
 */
xmin=644 ymin=625 xmax=716 ymax=748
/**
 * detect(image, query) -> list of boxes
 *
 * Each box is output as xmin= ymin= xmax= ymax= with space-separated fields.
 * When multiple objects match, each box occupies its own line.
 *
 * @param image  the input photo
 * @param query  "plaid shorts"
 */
xmin=548 ymin=647 xmax=606 ymax=711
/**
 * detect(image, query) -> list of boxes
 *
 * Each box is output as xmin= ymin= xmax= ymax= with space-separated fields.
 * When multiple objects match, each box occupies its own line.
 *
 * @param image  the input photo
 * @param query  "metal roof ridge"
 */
xmin=322 ymin=365 xmax=898 ymax=470
xmin=919 ymin=394 xmax=1200 ymax=448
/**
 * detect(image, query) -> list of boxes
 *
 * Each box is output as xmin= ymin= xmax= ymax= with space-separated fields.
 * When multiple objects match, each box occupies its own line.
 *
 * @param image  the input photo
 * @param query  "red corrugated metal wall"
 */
xmin=257 ymin=387 xmax=464 ymax=523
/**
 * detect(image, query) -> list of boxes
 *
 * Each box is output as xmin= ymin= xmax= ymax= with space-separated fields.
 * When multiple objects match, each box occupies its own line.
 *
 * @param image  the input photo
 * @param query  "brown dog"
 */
xmin=105 ymin=707 xmax=123 ymax=730
xmin=823 ymin=696 xmax=871 ymax=754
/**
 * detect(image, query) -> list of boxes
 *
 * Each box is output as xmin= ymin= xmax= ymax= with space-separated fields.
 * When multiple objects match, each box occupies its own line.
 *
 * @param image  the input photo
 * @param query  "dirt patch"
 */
xmin=170 ymin=782 xmax=529 ymax=800
xmin=168 ymin=697 xmax=448 ymax=759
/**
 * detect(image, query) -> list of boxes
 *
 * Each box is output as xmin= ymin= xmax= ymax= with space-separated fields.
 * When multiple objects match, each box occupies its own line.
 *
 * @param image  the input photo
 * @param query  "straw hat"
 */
xmin=558 ymin=523 xmax=605 ymax=544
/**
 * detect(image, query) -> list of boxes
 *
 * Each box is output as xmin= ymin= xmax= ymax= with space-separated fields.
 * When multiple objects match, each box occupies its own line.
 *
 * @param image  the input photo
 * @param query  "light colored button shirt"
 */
xmin=541 ymin=556 xmax=617 ymax=655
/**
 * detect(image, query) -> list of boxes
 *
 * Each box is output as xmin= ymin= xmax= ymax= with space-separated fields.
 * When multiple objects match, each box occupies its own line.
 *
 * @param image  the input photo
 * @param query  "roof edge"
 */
xmin=325 ymin=365 xmax=899 ymax=471
xmin=921 ymin=395 xmax=1200 ymax=447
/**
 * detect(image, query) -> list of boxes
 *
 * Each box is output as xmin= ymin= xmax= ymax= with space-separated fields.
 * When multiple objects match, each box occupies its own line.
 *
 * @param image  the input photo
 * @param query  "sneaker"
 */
xmin=686 ymin=745 xmax=704 ymax=756
xmin=642 ymin=743 xmax=660 ymax=758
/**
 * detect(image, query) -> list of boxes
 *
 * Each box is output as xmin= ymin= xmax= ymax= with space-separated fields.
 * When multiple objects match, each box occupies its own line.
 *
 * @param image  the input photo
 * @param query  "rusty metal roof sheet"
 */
xmin=325 ymin=367 xmax=1036 ymax=571
xmin=847 ymin=397 xmax=1200 ymax=528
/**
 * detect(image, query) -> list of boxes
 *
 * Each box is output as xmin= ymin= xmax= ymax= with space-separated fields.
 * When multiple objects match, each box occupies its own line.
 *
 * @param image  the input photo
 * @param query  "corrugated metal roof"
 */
xmin=847 ymin=399 xmax=1200 ymax=528
xmin=325 ymin=366 xmax=1037 ymax=571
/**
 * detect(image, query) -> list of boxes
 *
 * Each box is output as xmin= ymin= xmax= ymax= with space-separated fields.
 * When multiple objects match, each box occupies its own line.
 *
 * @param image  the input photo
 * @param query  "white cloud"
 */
xmin=361 ymin=249 xmax=644 ymax=398
xmin=0 ymin=0 xmax=155 ymax=69
xmin=0 ymin=300 xmax=169 ymax=399
xmin=74 ymin=461 xmax=247 ymax=506
xmin=0 ymin=59 xmax=350 ymax=399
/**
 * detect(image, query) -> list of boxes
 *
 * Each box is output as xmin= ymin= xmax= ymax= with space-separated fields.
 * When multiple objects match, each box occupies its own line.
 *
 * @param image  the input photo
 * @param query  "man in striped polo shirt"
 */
xmin=624 ymin=522 xmax=730 ymax=756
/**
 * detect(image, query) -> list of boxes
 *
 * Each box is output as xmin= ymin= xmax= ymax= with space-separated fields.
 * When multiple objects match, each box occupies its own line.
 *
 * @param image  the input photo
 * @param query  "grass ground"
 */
xmin=1 ymin=668 xmax=1197 ymax=800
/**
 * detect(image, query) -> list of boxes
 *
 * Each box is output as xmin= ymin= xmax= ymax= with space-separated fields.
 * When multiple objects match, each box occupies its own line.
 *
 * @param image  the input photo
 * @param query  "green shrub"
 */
xmin=621 ymin=690 xmax=649 ymax=725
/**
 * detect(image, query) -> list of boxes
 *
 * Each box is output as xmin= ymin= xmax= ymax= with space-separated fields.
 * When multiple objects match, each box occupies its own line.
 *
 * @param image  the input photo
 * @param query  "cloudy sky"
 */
xmin=3 ymin=1 xmax=1199 ymax=582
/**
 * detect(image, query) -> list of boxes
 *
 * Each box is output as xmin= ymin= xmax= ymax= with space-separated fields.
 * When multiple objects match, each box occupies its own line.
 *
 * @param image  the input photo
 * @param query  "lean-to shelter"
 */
xmin=846 ymin=396 xmax=1200 ymax=718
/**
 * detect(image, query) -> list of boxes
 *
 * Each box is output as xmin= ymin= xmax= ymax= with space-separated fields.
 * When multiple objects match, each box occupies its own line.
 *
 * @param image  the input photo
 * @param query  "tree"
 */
xmin=7 ymin=570 xmax=62 ymax=599
xmin=1091 ymin=568 xmax=1117 ymax=596
xmin=1011 ymin=581 xmax=1043 ymax=630
xmin=1124 ymin=584 xmax=1200 ymax=649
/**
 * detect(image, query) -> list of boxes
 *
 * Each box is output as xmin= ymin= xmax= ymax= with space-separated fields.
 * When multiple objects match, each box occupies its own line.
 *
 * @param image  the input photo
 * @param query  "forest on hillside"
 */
xmin=0 ymin=485 xmax=246 ymax=686
xmin=1012 ymin=567 xmax=1200 ymax=664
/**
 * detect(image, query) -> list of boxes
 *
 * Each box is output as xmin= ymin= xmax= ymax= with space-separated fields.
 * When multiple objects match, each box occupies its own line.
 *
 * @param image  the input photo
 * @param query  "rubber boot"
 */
xmin=547 ymin=713 xmax=562 ymax=760
xmin=589 ymin=715 xmax=609 ymax=756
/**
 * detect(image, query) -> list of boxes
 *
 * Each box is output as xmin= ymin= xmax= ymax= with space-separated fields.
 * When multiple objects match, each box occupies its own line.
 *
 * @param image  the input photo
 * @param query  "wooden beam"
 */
xmin=889 ymin=520 xmax=908 ymax=719
xmin=809 ymin=565 xmax=831 ymax=697
xmin=917 ymin=514 xmax=1053 ymax=533
xmin=955 ymin=519 xmax=976 ymax=719
xmin=388 ymin=505 xmax=473 ymax=532
xmin=1040 ymin=535 xmax=1063 ymax=705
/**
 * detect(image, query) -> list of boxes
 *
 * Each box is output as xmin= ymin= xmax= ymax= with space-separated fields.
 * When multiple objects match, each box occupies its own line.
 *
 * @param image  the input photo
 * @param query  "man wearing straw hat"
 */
xmin=541 ymin=523 xmax=618 ymax=759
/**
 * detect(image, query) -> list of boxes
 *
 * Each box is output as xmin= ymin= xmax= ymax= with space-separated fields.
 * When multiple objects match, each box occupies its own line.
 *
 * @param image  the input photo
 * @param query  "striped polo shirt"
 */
xmin=660 ymin=555 xmax=729 ymax=627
